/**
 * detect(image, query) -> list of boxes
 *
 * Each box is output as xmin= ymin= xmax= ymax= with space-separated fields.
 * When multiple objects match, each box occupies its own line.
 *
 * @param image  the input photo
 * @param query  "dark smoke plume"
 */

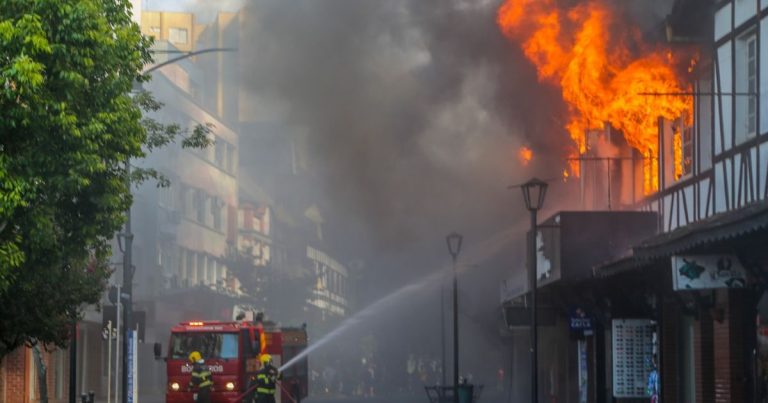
xmin=236 ymin=0 xmax=566 ymax=269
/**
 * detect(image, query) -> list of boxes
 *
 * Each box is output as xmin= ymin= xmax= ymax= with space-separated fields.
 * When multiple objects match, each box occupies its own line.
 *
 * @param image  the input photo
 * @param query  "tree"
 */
xmin=0 ymin=0 xmax=210 ymax=360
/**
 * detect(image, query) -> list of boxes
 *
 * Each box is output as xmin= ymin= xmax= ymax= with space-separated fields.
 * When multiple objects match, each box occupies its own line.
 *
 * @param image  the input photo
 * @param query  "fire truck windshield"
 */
xmin=170 ymin=332 xmax=239 ymax=360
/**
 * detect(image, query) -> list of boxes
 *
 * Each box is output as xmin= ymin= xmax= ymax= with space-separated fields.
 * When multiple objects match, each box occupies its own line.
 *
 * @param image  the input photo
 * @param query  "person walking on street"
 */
xmin=255 ymin=354 xmax=282 ymax=403
xmin=188 ymin=351 xmax=213 ymax=403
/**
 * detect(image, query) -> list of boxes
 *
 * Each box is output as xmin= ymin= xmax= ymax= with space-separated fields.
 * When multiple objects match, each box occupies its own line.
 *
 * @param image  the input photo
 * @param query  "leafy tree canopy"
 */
xmin=0 ymin=0 xmax=210 ymax=358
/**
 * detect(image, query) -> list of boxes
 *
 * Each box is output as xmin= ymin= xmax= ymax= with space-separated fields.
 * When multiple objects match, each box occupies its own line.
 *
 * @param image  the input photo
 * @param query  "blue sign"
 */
xmin=569 ymin=307 xmax=593 ymax=337
xmin=127 ymin=331 xmax=134 ymax=403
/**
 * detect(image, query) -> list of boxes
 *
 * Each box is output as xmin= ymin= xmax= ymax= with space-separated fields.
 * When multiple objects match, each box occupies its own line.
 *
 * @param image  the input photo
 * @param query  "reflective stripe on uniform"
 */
xmin=256 ymin=387 xmax=275 ymax=394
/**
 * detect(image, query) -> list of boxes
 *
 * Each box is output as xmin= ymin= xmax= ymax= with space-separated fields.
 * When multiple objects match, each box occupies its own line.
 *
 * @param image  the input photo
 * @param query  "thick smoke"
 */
xmin=236 ymin=0 xmax=566 ymax=268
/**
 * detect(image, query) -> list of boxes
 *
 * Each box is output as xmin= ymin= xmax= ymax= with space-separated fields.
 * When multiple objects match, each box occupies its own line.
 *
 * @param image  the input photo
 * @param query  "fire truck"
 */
xmin=155 ymin=320 xmax=308 ymax=403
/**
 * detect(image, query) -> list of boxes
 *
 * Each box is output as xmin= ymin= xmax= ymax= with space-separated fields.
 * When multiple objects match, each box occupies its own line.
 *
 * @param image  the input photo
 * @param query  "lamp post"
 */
xmin=520 ymin=178 xmax=548 ymax=403
xmin=441 ymin=276 xmax=447 ymax=388
xmin=446 ymin=232 xmax=463 ymax=403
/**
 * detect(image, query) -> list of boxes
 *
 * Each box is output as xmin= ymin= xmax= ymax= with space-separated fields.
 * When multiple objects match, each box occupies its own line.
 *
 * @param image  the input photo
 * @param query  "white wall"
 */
xmin=716 ymin=3 xmax=732 ymax=41
xmin=716 ymin=43 xmax=734 ymax=154
xmin=735 ymin=0 xmax=758 ymax=28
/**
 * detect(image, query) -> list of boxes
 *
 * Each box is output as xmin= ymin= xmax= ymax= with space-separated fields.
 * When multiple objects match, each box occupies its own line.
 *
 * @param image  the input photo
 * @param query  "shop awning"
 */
xmin=595 ymin=200 xmax=768 ymax=277
xmin=634 ymin=200 xmax=768 ymax=258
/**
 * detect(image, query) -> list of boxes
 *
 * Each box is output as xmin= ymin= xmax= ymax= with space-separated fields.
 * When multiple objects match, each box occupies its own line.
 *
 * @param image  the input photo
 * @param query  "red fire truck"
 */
xmin=155 ymin=320 xmax=308 ymax=403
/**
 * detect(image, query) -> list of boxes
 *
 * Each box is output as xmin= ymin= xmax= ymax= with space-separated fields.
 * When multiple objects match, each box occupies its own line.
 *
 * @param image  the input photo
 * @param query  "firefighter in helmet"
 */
xmin=188 ymin=351 xmax=213 ymax=403
xmin=254 ymin=354 xmax=282 ymax=403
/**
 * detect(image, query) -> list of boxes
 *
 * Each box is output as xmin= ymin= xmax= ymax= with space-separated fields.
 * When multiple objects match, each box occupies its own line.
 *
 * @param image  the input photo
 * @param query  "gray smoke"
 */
xmin=236 ymin=0 xmax=566 ymax=266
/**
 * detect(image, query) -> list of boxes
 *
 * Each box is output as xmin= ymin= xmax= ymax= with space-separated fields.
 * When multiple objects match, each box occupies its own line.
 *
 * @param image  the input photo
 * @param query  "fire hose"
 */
xmin=228 ymin=380 xmax=298 ymax=403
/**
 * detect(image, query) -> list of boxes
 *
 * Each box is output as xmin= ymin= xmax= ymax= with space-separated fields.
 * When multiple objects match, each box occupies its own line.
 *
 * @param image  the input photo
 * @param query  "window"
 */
xmin=227 ymin=143 xmax=236 ymax=173
xmin=682 ymin=124 xmax=693 ymax=176
xmin=158 ymin=185 xmax=174 ymax=209
xmin=197 ymin=254 xmax=206 ymax=285
xmin=181 ymin=186 xmax=192 ymax=216
xmin=215 ymin=139 xmax=225 ymax=167
xmin=212 ymin=197 xmax=222 ymax=231
xmin=747 ymin=35 xmax=757 ymax=136
xmin=195 ymin=190 xmax=207 ymax=223
xmin=168 ymin=27 xmax=188 ymax=45
xmin=188 ymin=250 xmax=196 ymax=284
xmin=169 ymin=333 xmax=239 ymax=360
xmin=673 ymin=113 xmax=694 ymax=181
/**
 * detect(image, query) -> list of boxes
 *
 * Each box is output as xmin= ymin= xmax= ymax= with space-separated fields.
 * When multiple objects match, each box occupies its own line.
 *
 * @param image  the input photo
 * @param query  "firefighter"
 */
xmin=188 ymin=351 xmax=213 ymax=403
xmin=254 ymin=354 xmax=282 ymax=403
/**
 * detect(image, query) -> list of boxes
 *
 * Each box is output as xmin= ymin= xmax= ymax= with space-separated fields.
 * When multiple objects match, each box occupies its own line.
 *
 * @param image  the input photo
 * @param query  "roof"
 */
xmin=635 ymin=199 xmax=768 ymax=258
xmin=595 ymin=200 xmax=768 ymax=277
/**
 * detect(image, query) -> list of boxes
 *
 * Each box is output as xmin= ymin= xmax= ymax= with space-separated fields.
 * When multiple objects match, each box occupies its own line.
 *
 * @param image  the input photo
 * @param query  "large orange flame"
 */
xmin=498 ymin=0 xmax=692 ymax=194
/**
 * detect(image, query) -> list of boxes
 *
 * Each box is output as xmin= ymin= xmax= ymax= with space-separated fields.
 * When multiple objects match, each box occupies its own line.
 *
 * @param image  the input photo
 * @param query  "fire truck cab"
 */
xmin=157 ymin=320 xmax=308 ymax=403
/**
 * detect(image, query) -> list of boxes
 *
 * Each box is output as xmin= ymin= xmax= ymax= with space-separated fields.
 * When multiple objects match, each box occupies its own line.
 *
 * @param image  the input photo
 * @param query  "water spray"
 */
xmin=278 ymin=228 xmax=517 ymax=372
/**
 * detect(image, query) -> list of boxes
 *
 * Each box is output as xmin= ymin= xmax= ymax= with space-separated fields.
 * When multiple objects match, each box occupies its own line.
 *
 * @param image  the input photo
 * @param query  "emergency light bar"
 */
xmin=188 ymin=321 xmax=205 ymax=326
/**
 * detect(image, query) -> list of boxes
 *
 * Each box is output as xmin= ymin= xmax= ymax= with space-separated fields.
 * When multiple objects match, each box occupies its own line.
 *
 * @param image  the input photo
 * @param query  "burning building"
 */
xmin=499 ymin=0 xmax=768 ymax=401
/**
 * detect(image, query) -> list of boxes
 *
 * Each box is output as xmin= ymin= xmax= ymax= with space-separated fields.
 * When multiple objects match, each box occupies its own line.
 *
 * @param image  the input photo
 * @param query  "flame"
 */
xmin=497 ymin=0 xmax=692 ymax=194
xmin=519 ymin=146 xmax=533 ymax=166
xmin=673 ymin=125 xmax=683 ymax=180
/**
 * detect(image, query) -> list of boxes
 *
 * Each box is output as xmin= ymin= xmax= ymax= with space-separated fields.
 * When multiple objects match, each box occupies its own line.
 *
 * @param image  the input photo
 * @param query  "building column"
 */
xmin=695 ymin=309 xmax=714 ymax=403
xmin=661 ymin=300 xmax=680 ymax=403
xmin=712 ymin=289 xmax=753 ymax=402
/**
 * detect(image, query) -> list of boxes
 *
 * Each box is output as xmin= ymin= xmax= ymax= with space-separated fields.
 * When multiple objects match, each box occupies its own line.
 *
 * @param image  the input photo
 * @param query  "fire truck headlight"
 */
xmin=170 ymin=382 xmax=180 ymax=391
xmin=226 ymin=382 xmax=235 ymax=391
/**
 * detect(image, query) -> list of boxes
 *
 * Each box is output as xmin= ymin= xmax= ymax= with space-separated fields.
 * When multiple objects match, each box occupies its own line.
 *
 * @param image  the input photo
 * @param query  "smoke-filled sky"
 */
xmin=234 ymin=0 xmax=567 ymax=273
xmin=144 ymin=0 xmax=677 ymax=316
xmin=147 ymin=0 xmax=675 ymax=266
xmin=144 ymin=0 xmax=675 ymax=386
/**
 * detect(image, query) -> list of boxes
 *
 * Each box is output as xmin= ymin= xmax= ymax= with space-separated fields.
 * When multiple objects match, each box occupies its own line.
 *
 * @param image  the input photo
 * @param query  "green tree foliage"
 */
xmin=0 ymin=0 xmax=211 ymax=359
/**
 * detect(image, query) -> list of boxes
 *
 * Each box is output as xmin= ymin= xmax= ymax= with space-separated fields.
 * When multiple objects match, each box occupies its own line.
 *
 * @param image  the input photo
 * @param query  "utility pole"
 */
xmin=69 ymin=320 xmax=76 ymax=403
xmin=446 ymin=233 xmax=463 ymax=403
xmin=122 ymin=161 xmax=134 ymax=403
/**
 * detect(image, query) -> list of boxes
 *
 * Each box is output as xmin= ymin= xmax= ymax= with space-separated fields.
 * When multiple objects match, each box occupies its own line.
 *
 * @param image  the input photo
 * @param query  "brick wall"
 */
xmin=3 ymin=348 xmax=28 ymax=403
xmin=712 ymin=289 xmax=751 ymax=403
xmin=1 ymin=351 xmax=5 ymax=403
xmin=1 ymin=346 xmax=71 ymax=403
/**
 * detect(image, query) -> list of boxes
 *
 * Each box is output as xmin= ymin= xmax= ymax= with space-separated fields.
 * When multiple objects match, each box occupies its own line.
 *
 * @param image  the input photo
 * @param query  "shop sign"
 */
xmin=672 ymin=255 xmax=747 ymax=290
xmin=569 ymin=307 xmax=593 ymax=337
xmin=612 ymin=319 xmax=655 ymax=398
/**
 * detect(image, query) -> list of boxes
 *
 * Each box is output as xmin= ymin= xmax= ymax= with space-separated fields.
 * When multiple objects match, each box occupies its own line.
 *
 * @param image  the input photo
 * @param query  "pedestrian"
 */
xmin=187 ymin=351 xmax=212 ymax=403
xmin=255 ymin=354 xmax=282 ymax=403
xmin=647 ymin=355 xmax=659 ymax=403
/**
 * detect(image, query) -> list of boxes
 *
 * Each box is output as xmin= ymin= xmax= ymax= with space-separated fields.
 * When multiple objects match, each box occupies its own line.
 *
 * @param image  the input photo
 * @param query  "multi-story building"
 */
xmin=140 ymin=11 xmax=201 ymax=53
xmin=501 ymin=0 xmax=768 ymax=401
xmin=193 ymin=7 xmax=354 ymax=329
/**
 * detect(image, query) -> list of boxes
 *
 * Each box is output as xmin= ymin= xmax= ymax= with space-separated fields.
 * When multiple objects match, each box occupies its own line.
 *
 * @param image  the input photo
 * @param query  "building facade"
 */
xmin=502 ymin=0 xmax=768 ymax=401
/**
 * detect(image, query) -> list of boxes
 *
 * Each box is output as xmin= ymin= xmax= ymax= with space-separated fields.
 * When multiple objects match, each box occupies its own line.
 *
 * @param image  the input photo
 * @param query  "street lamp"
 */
xmin=446 ymin=232 xmax=463 ymax=403
xmin=520 ymin=177 xmax=547 ymax=403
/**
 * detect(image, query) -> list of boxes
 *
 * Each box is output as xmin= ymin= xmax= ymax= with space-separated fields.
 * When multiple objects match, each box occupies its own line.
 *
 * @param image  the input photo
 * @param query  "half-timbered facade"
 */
xmin=502 ymin=1 xmax=768 ymax=401
xmin=643 ymin=0 xmax=767 ymax=232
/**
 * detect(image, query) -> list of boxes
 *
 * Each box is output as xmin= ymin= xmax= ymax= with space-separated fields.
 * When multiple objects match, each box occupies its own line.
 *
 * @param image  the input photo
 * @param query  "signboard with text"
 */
xmin=672 ymin=255 xmax=748 ymax=290
xmin=569 ymin=307 xmax=593 ymax=337
xmin=612 ymin=319 xmax=655 ymax=398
